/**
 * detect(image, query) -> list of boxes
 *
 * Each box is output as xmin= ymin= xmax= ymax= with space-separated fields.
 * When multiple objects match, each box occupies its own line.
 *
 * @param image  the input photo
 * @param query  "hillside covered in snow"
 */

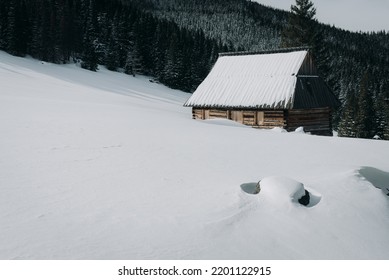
xmin=1 ymin=51 xmax=389 ymax=259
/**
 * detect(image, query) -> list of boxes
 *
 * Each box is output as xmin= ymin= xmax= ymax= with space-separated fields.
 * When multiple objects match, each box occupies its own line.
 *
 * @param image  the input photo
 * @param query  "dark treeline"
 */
xmin=138 ymin=0 xmax=389 ymax=139
xmin=323 ymin=27 xmax=389 ymax=139
xmin=0 ymin=0 xmax=228 ymax=92
xmin=1 ymin=0 xmax=388 ymax=139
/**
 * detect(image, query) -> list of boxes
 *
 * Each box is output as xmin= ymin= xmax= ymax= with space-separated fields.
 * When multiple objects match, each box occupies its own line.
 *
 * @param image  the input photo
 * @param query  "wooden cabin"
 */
xmin=184 ymin=48 xmax=340 ymax=136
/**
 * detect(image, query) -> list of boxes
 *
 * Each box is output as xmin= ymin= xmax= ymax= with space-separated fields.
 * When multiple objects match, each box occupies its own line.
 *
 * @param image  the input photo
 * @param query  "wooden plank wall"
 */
xmin=230 ymin=110 xmax=286 ymax=128
xmin=209 ymin=109 xmax=228 ymax=119
xmin=287 ymin=107 xmax=332 ymax=135
xmin=192 ymin=107 xmax=332 ymax=136
xmin=193 ymin=108 xmax=287 ymax=128
xmin=242 ymin=111 xmax=256 ymax=126
xmin=192 ymin=108 xmax=228 ymax=120
xmin=257 ymin=111 xmax=286 ymax=129
xmin=192 ymin=108 xmax=205 ymax=119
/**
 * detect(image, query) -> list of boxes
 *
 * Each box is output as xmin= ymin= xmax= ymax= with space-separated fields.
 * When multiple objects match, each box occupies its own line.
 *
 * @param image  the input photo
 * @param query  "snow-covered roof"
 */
xmin=184 ymin=50 xmax=319 ymax=109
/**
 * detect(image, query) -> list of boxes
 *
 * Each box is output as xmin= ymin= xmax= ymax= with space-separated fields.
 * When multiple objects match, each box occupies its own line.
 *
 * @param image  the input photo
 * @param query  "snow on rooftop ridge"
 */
xmin=210 ymin=50 xmax=307 ymax=78
xmin=184 ymin=48 xmax=309 ymax=108
xmin=218 ymin=46 xmax=311 ymax=57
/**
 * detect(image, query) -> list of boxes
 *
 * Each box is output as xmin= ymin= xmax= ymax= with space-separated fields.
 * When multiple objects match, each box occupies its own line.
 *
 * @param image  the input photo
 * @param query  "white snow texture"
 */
xmin=1 ymin=51 xmax=389 ymax=260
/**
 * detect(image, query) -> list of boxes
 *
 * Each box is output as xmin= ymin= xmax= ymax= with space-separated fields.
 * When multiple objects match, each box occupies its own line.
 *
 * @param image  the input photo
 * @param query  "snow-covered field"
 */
xmin=1 ymin=51 xmax=389 ymax=260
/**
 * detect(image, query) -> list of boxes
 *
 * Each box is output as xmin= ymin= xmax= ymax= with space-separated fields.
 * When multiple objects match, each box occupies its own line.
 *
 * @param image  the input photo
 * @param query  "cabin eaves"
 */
xmin=184 ymin=49 xmax=339 ymax=110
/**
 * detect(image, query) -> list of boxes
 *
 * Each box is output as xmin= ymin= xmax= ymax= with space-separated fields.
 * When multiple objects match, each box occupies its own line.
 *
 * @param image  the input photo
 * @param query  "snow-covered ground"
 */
xmin=1 ymin=51 xmax=389 ymax=260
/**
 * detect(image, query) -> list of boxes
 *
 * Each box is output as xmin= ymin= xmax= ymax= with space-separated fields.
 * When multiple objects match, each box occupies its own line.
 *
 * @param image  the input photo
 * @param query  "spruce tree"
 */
xmin=375 ymin=84 xmax=389 ymax=140
xmin=105 ymin=31 xmax=120 ymax=71
xmin=0 ymin=0 xmax=9 ymax=50
xmin=281 ymin=0 xmax=317 ymax=48
xmin=6 ymin=0 xmax=29 ymax=56
xmin=124 ymin=32 xmax=142 ymax=78
xmin=338 ymin=91 xmax=357 ymax=138
xmin=163 ymin=30 xmax=184 ymax=89
xmin=59 ymin=0 xmax=77 ymax=63
xmin=81 ymin=0 xmax=99 ymax=71
xmin=152 ymin=22 xmax=169 ymax=82
xmin=355 ymin=73 xmax=376 ymax=139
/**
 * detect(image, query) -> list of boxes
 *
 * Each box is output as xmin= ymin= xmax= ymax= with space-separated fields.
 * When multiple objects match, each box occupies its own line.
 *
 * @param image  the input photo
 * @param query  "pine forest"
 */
xmin=1 ymin=0 xmax=388 ymax=139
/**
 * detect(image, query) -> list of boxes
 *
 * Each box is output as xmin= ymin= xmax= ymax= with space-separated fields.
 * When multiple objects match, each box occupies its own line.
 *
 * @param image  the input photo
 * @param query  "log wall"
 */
xmin=192 ymin=107 xmax=332 ymax=135
xmin=192 ymin=108 xmax=286 ymax=128
xmin=257 ymin=111 xmax=286 ymax=129
xmin=287 ymin=107 xmax=332 ymax=135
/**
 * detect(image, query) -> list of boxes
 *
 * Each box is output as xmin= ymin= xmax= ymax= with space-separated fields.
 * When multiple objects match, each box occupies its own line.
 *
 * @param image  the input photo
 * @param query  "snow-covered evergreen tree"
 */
xmin=281 ymin=0 xmax=317 ymax=48
xmin=375 ymin=85 xmax=389 ymax=140
xmin=355 ymin=73 xmax=376 ymax=138
xmin=338 ymin=90 xmax=357 ymax=138
xmin=81 ymin=0 xmax=99 ymax=71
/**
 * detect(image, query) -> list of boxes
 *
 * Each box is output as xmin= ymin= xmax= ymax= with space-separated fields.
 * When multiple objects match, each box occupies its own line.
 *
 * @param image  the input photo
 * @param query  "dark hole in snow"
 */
xmin=240 ymin=182 xmax=260 ymax=195
xmin=358 ymin=166 xmax=389 ymax=196
xmin=298 ymin=190 xmax=310 ymax=206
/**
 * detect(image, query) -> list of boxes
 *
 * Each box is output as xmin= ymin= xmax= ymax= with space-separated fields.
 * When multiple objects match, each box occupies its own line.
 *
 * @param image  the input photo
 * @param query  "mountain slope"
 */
xmin=134 ymin=0 xmax=389 ymax=138
xmin=1 ymin=0 xmax=388 ymax=138
xmin=1 ymin=51 xmax=389 ymax=259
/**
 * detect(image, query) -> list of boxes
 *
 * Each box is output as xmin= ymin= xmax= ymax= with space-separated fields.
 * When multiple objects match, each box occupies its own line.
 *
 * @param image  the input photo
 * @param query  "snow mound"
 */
xmin=260 ymin=176 xmax=305 ymax=203
xmin=292 ymin=126 xmax=311 ymax=134
xmin=269 ymin=127 xmax=287 ymax=133
xmin=202 ymin=118 xmax=248 ymax=128
xmin=259 ymin=176 xmax=321 ymax=207
xmin=294 ymin=126 xmax=306 ymax=133
xmin=358 ymin=166 xmax=389 ymax=196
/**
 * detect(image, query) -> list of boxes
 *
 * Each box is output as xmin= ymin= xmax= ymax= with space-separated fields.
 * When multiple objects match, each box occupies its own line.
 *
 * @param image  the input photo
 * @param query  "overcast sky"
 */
xmin=254 ymin=0 xmax=389 ymax=32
